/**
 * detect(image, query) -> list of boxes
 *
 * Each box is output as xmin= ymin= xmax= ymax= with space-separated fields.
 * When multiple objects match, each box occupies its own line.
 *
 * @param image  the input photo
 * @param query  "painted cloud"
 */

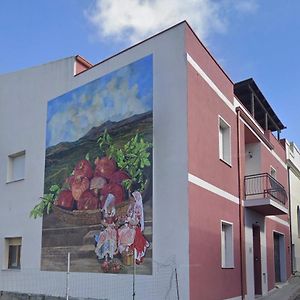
xmin=46 ymin=55 xmax=153 ymax=148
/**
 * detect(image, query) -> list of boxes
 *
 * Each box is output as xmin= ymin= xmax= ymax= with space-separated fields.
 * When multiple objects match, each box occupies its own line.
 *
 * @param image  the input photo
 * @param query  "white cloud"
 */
xmin=229 ymin=0 xmax=258 ymax=13
xmin=85 ymin=0 xmax=258 ymax=44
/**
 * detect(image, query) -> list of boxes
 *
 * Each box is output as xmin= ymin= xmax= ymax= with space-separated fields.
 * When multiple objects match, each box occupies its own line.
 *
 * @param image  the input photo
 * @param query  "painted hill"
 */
xmin=44 ymin=111 xmax=153 ymax=193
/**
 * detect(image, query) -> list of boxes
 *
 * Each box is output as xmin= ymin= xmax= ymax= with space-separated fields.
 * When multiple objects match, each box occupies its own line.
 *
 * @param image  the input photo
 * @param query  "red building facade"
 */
xmin=186 ymin=23 xmax=290 ymax=299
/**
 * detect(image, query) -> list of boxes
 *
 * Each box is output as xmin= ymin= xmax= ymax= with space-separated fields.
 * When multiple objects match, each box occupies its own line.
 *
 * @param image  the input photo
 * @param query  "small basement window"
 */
xmin=221 ymin=221 xmax=234 ymax=268
xmin=4 ymin=237 xmax=22 ymax=270
xmin=219 ymin=117 xmax=231 ymax=165
xmin=7 ymin=151 xmax=25 ymax=182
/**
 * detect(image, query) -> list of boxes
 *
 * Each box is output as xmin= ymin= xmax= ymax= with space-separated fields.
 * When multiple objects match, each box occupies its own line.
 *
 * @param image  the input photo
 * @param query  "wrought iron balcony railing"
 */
xmin=244 ymin=173 xmax=287 ymax=205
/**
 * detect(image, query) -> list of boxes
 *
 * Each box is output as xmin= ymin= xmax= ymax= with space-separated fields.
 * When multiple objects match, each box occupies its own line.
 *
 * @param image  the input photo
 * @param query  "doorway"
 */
xmin=274 ymin=232 xmax=286 ymax=283
xmin=253 ymin=225 xmax=262 ymax=295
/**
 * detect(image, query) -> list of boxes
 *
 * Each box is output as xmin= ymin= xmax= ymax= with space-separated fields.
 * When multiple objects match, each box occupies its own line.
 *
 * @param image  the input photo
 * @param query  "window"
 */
xmin=4 ymin=237 xmax=22 ymax=269
xmin=219 ymin=117 xmax=231 ymax=165
xmin=7 ymin=151 xmax=25 ymax=182
xmin=221 ymin=221 xmax=234 ymax=268
xmin=270 ymin=166 xmax=277 ymax=179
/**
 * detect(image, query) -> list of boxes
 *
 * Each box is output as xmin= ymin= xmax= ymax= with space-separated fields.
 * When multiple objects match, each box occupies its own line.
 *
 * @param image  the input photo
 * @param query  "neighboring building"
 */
xmin=233 ymin=79 xmax=290 ymax=298
xmin=285 ymin=140 xmax=300 ymax=272
xmin=0 ymin=21 xmax=291 ymax=300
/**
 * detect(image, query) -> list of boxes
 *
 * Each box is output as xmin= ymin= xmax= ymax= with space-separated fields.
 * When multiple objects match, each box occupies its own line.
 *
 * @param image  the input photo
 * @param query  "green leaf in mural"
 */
xmin=49 ymin=184 xmax=60 ymax=193
xmin=85 ymin=152 xmax=90 ymax=161
xmin=30 ymin=185 xmax=61 ymax=219
xmin=97 ymin=131 xmax=152 ymax=192
xmin=97 ymin=129 xmax=114 ymax=157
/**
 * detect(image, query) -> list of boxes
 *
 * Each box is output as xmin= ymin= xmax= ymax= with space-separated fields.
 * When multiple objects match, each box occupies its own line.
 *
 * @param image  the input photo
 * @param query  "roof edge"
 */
xmin=75 ymin=55 xmax=93 ymax=68
xmin=234 ymin=78 xmax=286 ymax=130
xmin=75 ymin=20 xmax=188 ymax=76
xmin=0 ymin=56 xmax=76 ymax=77
xmin=184 ymin=21 xmax=233 ymax=85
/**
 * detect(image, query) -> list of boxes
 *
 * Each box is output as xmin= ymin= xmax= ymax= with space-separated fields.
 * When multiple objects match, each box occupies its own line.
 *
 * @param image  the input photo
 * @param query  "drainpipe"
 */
xmin=287 ymin=166 xmax=293 ymax=275
xmin=237 ymin=108 xmax=246 ymax=299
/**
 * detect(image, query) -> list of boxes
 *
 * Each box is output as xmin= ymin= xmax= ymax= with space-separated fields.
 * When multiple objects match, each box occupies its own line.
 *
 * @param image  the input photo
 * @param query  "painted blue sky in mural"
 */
xmin=46 ymin=55 xmax=152 ymax=147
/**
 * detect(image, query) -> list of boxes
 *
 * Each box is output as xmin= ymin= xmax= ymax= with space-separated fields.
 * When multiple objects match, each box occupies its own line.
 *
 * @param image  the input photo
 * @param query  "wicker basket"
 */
xmin=122 ymin=250 xmax=134 ymax=266
xmin=116 ymin=201 xmax=133 ymax=218
xmin=53 ymin=200 xmax=133 ymax=226
xmin=53 ymin=206 xmax=102 ymax=225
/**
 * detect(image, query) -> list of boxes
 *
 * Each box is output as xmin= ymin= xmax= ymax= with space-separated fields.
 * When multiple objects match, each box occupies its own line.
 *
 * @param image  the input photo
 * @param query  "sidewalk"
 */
xmin=258 ymin=273 xmax=300 ymax=300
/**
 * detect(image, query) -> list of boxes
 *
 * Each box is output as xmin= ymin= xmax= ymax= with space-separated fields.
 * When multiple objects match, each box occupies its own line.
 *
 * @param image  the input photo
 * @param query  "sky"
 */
xmin=0 ymin=0 xmax=299 ymax=144
xmin=46 ymin=55 xmax=152 ymax=147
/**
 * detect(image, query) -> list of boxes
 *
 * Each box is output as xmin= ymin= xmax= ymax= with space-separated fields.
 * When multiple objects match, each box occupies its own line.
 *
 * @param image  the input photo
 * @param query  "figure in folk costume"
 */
xmin=129 ymin=190 xmax=149 ymax=264
xmin=95 ymin=193 xmax=118 ymax=260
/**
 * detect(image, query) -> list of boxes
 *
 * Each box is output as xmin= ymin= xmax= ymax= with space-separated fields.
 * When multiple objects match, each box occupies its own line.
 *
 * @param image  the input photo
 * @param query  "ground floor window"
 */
xmin=5 ymin=237 xmax=22 ymax=269
xmin=221 ymin=221 xmax=234 ymax=268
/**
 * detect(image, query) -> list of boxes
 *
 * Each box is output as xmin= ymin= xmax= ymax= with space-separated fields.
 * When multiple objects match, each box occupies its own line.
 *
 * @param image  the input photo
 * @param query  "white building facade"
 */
xmin=286 ymin=140 xmax=300 ymax=272
xmin=0 ymin=23 xmax=189 ymax=300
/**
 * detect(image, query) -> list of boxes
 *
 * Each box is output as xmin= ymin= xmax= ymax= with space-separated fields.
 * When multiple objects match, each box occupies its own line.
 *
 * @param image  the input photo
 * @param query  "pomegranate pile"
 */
xmin=55 ymin=157 xmax=130 ymax=211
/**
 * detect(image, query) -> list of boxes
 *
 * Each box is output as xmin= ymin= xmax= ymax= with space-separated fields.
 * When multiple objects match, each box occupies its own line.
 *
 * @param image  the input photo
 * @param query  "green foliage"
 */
xmin=32 ymin=130 xmax=151 ymax=218
xmin=98 ymin=131 xmax=152 ymax=192
xmin=33 ymin=117 xmax=152 ymax=218
xmin=85 ymin=152 xmax=90 ymax=161
xmin=97 ymin=129 xmax=113 ymax=157
xmin=30 ymin=184 xmax=61 ymax=219
xmin=121 ymin=133 xmax=151 ymax=192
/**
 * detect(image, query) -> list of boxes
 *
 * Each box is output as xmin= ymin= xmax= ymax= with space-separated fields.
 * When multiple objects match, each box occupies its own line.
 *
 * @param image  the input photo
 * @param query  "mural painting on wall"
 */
xmin=30 ymin=55 xmax=153 ymax=275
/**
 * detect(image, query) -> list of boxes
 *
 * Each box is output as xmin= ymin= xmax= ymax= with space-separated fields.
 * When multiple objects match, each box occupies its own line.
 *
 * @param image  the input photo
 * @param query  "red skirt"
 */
xmin=133 ymin=227 xmax=149 ymax=261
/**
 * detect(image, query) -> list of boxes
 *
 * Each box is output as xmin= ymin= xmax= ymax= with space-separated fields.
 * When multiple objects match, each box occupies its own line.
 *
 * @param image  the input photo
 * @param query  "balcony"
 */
xmin=244 ymin=173 xmax=288 ymax=215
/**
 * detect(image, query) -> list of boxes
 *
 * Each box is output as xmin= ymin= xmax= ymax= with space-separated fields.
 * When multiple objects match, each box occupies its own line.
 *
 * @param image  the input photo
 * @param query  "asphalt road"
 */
xmin=258 ymin=274 xmax=300 ymax=300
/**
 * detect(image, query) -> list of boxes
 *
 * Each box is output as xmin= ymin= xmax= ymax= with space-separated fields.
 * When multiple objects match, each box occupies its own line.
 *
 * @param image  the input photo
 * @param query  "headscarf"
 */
xmin=132 ymin=191 xmax=144 ymax=231
xmin=102 ymin=193 xmax=116 ymax=216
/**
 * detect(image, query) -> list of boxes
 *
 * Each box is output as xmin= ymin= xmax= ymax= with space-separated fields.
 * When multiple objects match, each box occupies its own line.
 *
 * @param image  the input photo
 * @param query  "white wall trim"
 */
xmin=271 ymin=151 xmax=287 ymax=170
xmin=186 ymin=53 xmax=236 ymax=113
xmin=267 ymin=216 xmax=289 ymax=227
xmin=188 ymin=174 xmax=289 ymax=228
xmin=187 ymin=52 xmax=287 ymax=171
xmin=188 ymin=173 xmax=239 ymax=204
xmin=233 ymin=97 xmax=265 ymax=134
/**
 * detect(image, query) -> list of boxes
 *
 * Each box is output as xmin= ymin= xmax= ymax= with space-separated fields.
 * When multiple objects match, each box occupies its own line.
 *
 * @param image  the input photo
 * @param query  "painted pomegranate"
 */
xmin=55 ymin=190 xmax=74 ymax=210
xmin=111 ymin=260 xmax=121 ymax=273
xmin=94 ymin=157 xmax=117 ymax=179
xmin=109 ymin=170 xmax=130 ymax=185
xmin=90 ymin=176 xmax=107 ymax=197
xmin=74 ymin=159 xmax=93 ymax=179
xmin=71 ymin=176 xmax=90 ymax=201
xmin=101 ymin=183 xmax=124 ymax=206
xmin=65 ymin=175 xmax=75 ymax=188
xmin=77 ymin=190 xmax=99 ymax=210
xmin=101 ymin=260 xmax=110 ymax=273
